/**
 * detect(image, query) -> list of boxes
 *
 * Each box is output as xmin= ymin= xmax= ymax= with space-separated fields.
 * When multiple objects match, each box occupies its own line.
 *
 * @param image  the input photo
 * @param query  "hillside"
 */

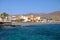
xmin=47 ymin=11 xmax=60 ymax=20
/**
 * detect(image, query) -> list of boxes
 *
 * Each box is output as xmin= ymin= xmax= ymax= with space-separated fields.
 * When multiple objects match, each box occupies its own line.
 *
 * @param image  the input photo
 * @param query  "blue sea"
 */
xmin=0 ymin=24 xmax=60 ymax=40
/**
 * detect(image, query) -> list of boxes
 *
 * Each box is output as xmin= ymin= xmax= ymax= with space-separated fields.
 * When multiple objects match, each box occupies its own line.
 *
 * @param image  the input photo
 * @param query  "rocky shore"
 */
xmin=12 ymin=21 xmax=60 ymax=26
xmin=0 ymin=21 xmax=60 ymax=26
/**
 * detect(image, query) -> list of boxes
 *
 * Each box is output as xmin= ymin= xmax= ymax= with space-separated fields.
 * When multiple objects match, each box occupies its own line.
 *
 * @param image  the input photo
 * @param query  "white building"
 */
xmin=36 ymin=17 xmax=41 ymax=22
xmin=20 ymin=16 xmax=29 ymax=22
xmin=0 ymin=18 xmax=2 ymax=22
xmin=11 ymin=16 xmax=16 ymax=20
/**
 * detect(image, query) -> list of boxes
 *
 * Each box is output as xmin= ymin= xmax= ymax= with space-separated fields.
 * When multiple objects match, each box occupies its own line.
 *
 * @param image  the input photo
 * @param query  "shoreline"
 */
xmin=0 ymin=22 xmax=60 ymax=28
xmin=12 ymin=22 xmax=60 ymax=26
xmin=0 ymin=22 xmax=60 ymax=26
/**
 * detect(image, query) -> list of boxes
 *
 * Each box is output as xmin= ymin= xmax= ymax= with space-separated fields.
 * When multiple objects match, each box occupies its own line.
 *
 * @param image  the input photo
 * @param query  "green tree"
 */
xmin=19 ymin=19 xmax=25 ymax=22
xmin=0 ymin=12 xmax=9 ymax=22
xmin=16 ymin=18 xmax=25 ymax=22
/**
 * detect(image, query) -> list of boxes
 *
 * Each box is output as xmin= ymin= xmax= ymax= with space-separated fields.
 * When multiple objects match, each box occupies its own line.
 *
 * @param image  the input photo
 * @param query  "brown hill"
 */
xmin=49 ymin=11 xmax=60 ymax=15
xmin=47 ymin=11 xmax=60 ymax=20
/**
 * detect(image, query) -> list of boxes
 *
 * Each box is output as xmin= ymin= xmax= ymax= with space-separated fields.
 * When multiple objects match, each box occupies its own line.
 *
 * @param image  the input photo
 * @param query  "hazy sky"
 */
xmin=0 ymin=0 xmax=60 ymax=15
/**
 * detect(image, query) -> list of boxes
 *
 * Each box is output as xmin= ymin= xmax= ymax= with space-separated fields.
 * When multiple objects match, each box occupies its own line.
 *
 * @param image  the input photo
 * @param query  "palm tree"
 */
xmin=0 ymin=12 xmax=9 ymax=22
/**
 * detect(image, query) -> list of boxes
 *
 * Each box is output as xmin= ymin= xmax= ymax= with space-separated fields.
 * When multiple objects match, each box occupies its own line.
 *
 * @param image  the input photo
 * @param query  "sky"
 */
xmin=0 ymin=0 xmax=60 ymax=15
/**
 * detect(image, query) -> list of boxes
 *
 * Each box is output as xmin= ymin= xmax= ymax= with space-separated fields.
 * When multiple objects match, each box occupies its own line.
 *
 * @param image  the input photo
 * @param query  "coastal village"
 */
xmin=0 ymin=12 xmax=60 ymax=25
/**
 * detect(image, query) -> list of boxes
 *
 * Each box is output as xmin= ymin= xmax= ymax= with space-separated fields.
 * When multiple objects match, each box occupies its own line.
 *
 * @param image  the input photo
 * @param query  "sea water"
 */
xmin=0 ymin=24 xmax=60 ymax=40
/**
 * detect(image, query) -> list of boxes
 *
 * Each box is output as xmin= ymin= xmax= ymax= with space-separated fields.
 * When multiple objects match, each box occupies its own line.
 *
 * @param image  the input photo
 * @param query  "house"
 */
xmin=27 ymin=15 xmax=35 ymax=22
xmin=0 ymin=17 xmax=2 ymax=22
xmin=20 ymin=16 xmax=29 ymax=22
xmin=11 ymin=15 xmax=19 ymax=23
xmin=35 ymin=17 xmax=41 ymax=22
xmin=6 ymin=16 xmax=11 ymax=22
xmin=11 ymin=16 xmax=17 ymax=20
